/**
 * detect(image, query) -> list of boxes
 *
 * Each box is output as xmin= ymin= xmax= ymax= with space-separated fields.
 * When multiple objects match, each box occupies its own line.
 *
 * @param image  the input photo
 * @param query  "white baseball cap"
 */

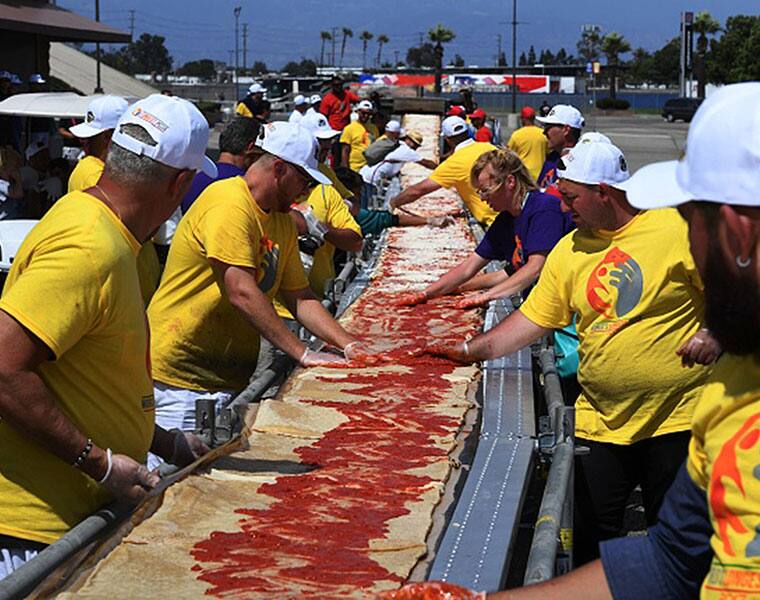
xmin=626 ymin=82 xmax=760 ymax=210
xmin=293 ymin=94 xmax=307 ymax=106
xmin=441 ymin=115 xmax=468 ymax=137
xmin=385 ymin=120 xmax=401 ymax=133
xmin=25 ymin=139 xmax=48 ymax=161
xmin=111 ymin=94 xmax=216 ymax=178
xmin=255 ymin=121 xmax=331 ymax=184
xmin=557 ymin=141 xmax=630 ymax=189
xmin=536 ymin=104 xmax=585 ymax=129
xmin=301 ymin=111 xmax=340 ymax=140
xmin=70 ymin=95 xmax=129 ymax=138
xmin=248 ymin=83 xmax=265 ymax=94
xmin=309 ymin=94 xmax=321 ymax=104
xmin=578 ymin=131 xmax=612 ymax=145
xmin=356 ymin=99 xmax=374 ymax=112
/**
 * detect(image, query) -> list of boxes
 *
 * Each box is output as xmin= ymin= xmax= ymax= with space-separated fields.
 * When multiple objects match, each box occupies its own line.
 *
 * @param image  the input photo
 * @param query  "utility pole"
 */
xmin=418 ymin=32 xmax=424 ymax=47
xmin=511 ymin=0 xmax=518 ymax=113
xmin=128 ymin=9 xmax=135 ymax=38
xmin=331 ymin=27 xmax=338 ymax=67
xmin=394 ymin=50 xmax=400 ymax=66
xmin=242 ymin=23 xmax=248 ymax=75
xmin=234 ymin=7 xmax=241 ymax=102
xmin=94 ymin=0 xmax=103 ymax=93
xmin=497 ymin=34 xmax=502 ymax=67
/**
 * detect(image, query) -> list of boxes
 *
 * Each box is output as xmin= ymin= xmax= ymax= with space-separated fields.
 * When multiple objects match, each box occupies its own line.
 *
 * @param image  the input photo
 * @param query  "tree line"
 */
xmin=87 ymin=12 xmax=758 ymax=97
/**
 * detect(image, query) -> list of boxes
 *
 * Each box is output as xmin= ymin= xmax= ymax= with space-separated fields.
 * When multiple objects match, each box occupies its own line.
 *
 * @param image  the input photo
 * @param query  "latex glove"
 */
xmin=343 ymin=340 xmax=381 ymax=364
xmin=456 ymin=292 xmax=490 ymax=309
xmin=300 ymin=206 xmax=329 ymax=243
xmin=101 ymin=453 xmax=160 ymax=504
xmin=427 ymin=215 xmax=455 ymax=228
xmin=676 ymin=328 xmax=722 ymax=367
xmin=300 ymin=348 xmax=348 ymax=368
xmin=169 ymin=429 xmax=210 ymax=468
xmin=396 ymin=291 xmax=428 ymax=307
xmin=376 ymin=581 xmax=486 ymax=599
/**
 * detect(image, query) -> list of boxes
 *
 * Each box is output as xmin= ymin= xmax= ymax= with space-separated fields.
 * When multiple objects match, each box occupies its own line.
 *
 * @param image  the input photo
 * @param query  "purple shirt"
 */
xmin=475 ymin=190 xmax=574 ymax=269
xmin=537 ymin=150 xmax=561 ymax=189
xmin=181 ymin=162 xmax=245 ymax=214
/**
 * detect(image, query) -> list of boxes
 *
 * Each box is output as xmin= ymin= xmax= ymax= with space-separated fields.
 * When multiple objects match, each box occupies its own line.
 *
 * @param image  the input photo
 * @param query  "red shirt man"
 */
xmin=469 ymin=108 xmax=493 ymax=143
xmin=320 ymin=76 xmax=360 ymax=132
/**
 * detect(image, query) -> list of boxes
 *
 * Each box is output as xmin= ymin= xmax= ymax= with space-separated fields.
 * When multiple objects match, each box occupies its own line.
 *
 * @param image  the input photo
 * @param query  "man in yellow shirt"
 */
xmin=148 ymin=121 xmax=373 ymax=437
xmin=67 ymin=95 xmax=161 ymax=305
xmin=235 ymin=82 xmax=265 ymax=119
xmin=389 ymin=116 xmax=499 ymax=227
xmin=67 ymin=95 xmax=128 ymax=193
xmin=0 ymin=94 xmax=214 ymax=578
xmin=507 ymin=106 xmax=548 ymax=181
xmin=435 ymin=140 xmax=719 ymax=565
xmin=340 ymin=99 xmax=379 ymax=172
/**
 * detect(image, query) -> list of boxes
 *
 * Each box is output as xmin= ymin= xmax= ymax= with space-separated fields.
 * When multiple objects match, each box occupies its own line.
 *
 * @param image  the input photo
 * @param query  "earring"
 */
xmin=736 ymin=255 xmax=752 ymax=268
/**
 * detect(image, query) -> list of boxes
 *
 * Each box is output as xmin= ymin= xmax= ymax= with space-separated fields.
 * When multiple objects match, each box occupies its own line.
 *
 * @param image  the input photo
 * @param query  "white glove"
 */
xmin=301 ymin=207 xmax=329 ymax=243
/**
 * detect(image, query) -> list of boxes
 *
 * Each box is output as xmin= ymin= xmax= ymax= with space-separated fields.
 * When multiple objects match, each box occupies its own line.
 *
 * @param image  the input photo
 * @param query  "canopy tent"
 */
xmin=0 ymin=92 xmax=137 ymax=118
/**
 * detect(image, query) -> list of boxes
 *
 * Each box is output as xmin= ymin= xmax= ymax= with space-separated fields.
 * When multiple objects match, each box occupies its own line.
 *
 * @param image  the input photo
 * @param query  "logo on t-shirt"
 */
xmin=709 ymin=412 xmax=760 ymax=558
xmin=586 ymin=247 xmax=643 ymax=319
xmin=258 ymin=235 xmax=280 ymax=293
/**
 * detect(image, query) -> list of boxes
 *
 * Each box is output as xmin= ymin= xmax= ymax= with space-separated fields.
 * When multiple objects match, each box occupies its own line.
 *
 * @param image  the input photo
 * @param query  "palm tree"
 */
xmin=376 ymin=34 xmax=389 ymax=67
xmin=428 ymin=24 xmax=456 ymax=94
xmin=359 ymin=31 xmax=373 ymax=70
xmin=320 ymin=31 xmax=332 ymax=68
xmin=693 ymin=11 xmax=720 ymax=98
xmin=339 ymin=27 xmax=353 ymax=68
xmin=601 ymin=32 xmax=631 ymax=100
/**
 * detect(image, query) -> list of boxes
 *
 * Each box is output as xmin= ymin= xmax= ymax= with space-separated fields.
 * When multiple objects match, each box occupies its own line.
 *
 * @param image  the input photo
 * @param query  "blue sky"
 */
xmin=58 ymin=0 xmax=753 ymax=69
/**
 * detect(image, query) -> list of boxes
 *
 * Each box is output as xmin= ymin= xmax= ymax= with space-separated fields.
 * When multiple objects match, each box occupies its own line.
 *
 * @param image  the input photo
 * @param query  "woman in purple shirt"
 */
xmin=397 ymin=147 xmax=574 ymax=308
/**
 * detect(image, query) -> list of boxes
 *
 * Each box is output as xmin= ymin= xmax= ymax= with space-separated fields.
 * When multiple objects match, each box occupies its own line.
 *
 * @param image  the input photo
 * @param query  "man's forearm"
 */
xmin=468 ymin=310 xmax=548 ymax=361
xmin=325 ymin=228 xmax=363 ymax=253
xmin=389 ymin=187 xmax=423 ymax=209
xmin=291 ymin=296 xmax=356 ymax=349
xmin=0 ymin=370 xmax=108 ymax=480
xmin=230 ymin=279 xmax=306 ymax=360
xmin=487 ymin=560 xmax=612 ymax=600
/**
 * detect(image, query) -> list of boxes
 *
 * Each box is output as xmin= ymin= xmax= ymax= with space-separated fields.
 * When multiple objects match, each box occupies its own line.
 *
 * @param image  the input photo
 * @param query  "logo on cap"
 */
xmin=85 ymin=111 xmax=95 ymax=123
xmin=132 ymin=107 xmax=169 ymax=133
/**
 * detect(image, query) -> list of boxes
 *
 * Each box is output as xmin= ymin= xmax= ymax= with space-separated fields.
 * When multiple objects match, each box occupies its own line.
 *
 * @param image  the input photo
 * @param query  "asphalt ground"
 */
xmin=498 ymin=112 xmax=690 ymax=173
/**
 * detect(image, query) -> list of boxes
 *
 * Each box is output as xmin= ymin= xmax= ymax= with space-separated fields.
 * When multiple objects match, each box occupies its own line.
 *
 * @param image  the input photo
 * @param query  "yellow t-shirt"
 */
xmin=508 ymin=125 xmax=548 ymax=181
xmin=340 ymin=121 xmax=379 ymax=172
xmin=67 ymin=155 xmax=104 ymax=194
xmin=318 ymin=162 xmax=353 ymax=200
xmin=136 ymin=241 xmax=161 ymax=305
xmin=687 ymin=353 xmax=760 ymax=599
xmin=429 ymin=141 xmax=499 ymax=227
xmin=275 ymin=183 xmax=362 ymax=318
xmin=235 ymin=102 xmax=254 ymax=118
xmin=520 ymin=209 xmax=710 ymax=444
xmin=66 ymin=155 xmax=161 ymax=305
xmin=0 ymin=191 xmax=154 ymax=544
xmin=148 ymin=176 xmax=308 ymax=392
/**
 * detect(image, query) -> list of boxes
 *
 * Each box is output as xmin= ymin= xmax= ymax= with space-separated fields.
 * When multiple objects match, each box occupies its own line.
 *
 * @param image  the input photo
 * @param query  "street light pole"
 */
xmin=511 ymin=0 xmax=517 ymax=114
xmin=234 ymin=6 xmax=241 ymax=102
xmin=94 ymin=0 xmax=103 ymax=93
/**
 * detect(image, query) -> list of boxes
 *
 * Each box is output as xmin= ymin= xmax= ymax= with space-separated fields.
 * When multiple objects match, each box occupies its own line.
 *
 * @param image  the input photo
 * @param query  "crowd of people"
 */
xmin=0 ymin=67 xmax=756 ymax=600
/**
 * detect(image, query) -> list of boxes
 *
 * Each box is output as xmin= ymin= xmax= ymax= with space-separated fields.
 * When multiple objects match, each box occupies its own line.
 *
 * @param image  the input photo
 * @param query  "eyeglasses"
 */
xmin=476 ymin=178 xmax=505 ymax=199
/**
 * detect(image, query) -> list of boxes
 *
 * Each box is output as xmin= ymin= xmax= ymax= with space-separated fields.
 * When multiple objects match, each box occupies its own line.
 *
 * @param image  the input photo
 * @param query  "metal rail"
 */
xmin=523 ymin=344 xmax=575 ymax=585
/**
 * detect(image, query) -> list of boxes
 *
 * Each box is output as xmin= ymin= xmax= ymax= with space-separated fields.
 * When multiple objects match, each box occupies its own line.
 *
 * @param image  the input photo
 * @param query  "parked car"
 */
xmin=662 ymin=97 xmax=703 ymax=122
